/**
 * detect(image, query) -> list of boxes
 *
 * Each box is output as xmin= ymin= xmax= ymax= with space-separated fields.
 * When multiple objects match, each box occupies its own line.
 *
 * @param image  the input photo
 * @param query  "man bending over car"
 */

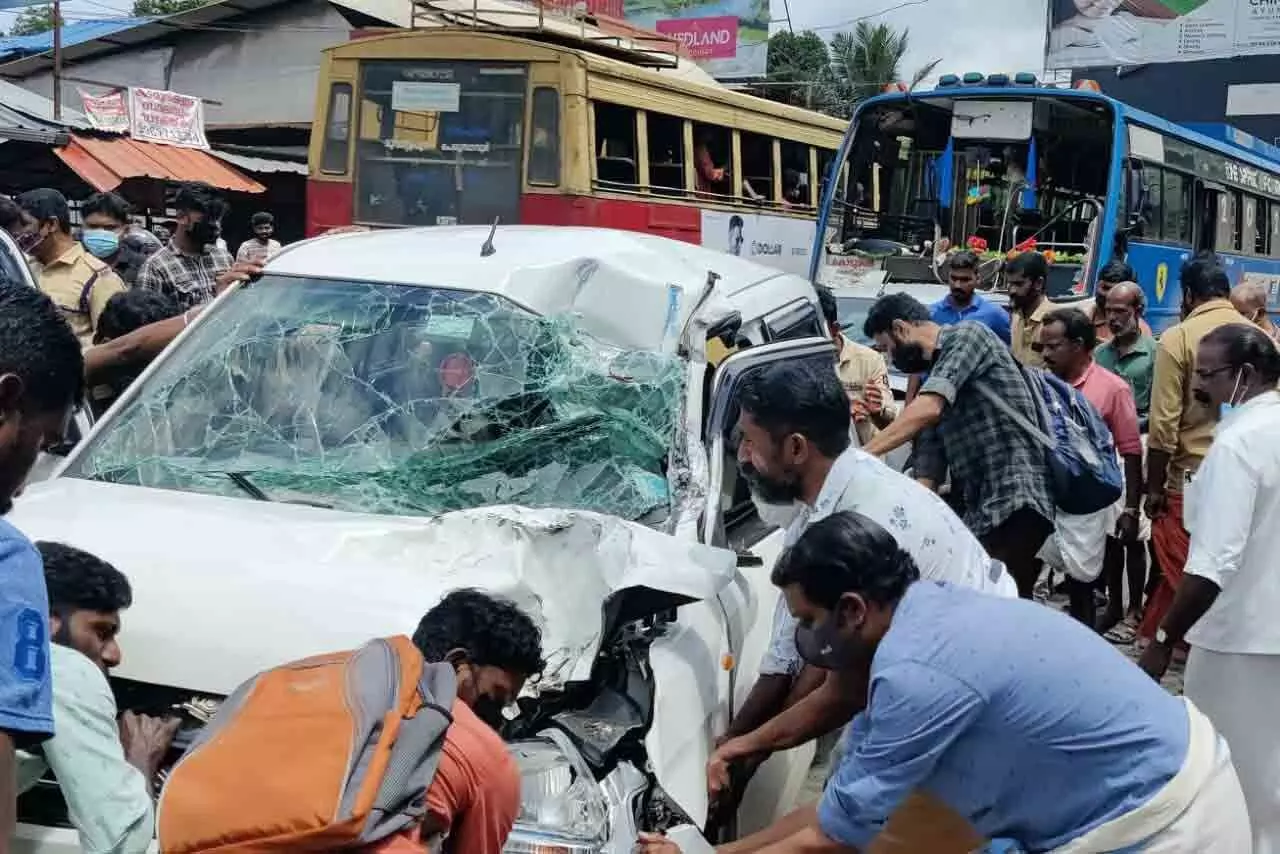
xmin=17 ymin=542 xmax=179 ymax=854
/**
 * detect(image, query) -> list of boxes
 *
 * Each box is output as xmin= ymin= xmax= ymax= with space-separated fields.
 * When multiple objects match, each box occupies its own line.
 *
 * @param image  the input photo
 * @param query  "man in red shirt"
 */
xmin=1041 ymin=308 xmax=1145 ymax=628
xmin=372 ymin=590 xmax=544 ymax=854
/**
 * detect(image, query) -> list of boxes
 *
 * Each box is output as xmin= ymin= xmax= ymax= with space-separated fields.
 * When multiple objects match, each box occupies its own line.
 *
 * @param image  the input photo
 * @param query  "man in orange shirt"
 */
xmin=374 ymin=590 xmax=544 ymax=854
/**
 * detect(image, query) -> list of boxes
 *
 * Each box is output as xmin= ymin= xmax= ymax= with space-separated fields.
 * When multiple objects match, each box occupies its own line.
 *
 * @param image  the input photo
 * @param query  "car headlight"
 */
xmin=504 ymin=728 xmax=611 ymax=853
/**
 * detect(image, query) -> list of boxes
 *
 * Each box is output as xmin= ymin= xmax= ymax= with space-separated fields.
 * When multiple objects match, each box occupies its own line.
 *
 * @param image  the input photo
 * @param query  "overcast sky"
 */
xmin=784 ymin=0 xmax=1051 ymax=84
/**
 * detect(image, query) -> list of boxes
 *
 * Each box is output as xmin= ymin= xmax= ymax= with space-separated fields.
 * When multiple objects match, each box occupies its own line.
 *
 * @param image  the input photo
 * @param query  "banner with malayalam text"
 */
xmin=128 ymin=87 xmax=209 ymax=150
xmin=79 ymin=90 xmax=130 ymax=134
xmin=1047 ymin=0 xmax=1280 ymax=69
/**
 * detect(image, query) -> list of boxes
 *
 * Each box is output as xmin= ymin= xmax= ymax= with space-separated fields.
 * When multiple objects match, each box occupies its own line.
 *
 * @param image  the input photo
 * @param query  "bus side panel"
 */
xmin=306 ymin=180 xmax=355 ymax=238
xmin=520 ymin=194 xmax=701 ymax=244
xmin=1127 ymin=239 xmax=1280 ymax=334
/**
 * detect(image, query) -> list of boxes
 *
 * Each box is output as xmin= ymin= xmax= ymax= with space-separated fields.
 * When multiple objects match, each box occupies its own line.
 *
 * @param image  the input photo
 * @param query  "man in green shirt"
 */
xmin=1096 ymin=282 xmax=1157 ymax=425
xmin=1094 ymin=281 xmax=1158 ymax=642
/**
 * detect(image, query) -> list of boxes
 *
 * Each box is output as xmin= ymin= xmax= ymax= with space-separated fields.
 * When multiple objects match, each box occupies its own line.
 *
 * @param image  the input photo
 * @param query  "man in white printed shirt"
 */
xmin=1140 ymin=322 xmax=1280 ymax=854
xmin=708 ymin=357 xmax=1016 ymax=853
xmin=18 ymin=543 xmax=179 ymax=854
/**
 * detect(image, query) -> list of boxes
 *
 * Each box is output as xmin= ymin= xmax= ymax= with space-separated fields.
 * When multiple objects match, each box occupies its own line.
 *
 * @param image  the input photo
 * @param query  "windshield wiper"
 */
xmin=227 ymin=471 xmax=335 ymax=510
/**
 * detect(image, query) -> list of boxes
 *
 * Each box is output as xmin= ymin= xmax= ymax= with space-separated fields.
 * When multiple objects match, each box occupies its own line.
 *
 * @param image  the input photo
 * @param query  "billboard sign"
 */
xmin=79 ymin=90 xmax=130 ymax=134
xmin=129 ymin=87 xmax=209 ymax=150
xmin=700 ymin=209 xmax=815 ymax=276
xmin=624 ymin=0 xmax=769 ymax=77
xmin=1048 ymin=0 xmax=1280 ymax=69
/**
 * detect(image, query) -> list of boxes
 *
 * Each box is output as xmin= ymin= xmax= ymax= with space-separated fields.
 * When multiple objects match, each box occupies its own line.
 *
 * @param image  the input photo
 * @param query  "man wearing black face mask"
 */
xmin=860 ymin=293 xmax=1055 ymax=600
xmin=639 ymin=511 xmax=1251 ymax=853
xmin=137 ymin=183 xmax=256 ymax=311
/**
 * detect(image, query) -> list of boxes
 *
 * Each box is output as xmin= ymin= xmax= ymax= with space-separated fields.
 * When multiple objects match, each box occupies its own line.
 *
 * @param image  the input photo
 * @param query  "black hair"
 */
xmin=949 ymin=249 xmax=980 ymax=273
xmin=729 ymin=215 xmax=744 ymax=230
xmin=1044 ymin=306 xmax=1097 ymax=352
xmin=36 ymin=541 xmax=133 ymax=619
xmin=81 ymin=192 xmax=131 ymax=225
xmin=1005 ymin=250 xmax=1048 ymax=282
xmin=173 ymin=182 xmax=228 ymax=221
xmin=16 ymin=188 xmax=71 ymax=234
xmin=1180 ymin=253 xmax=1231 ymax=303
xmin=862 ymin=292 xmax=931 ymax=339
xmin=250 ymin=211 xmax=275 ymax=227
xmin=413 ymin=589 xmax=545 ymax=677
xmin=771 ymin=511 xmax=920 ymax=608
xmin=0 ymin=196 xmax=23 ymax=234
xmin=1202 ymin=323 xmax=1280 ymax=386
xmin=1099 ymin=259 xmax=1136 ymax=284
xmin=737 ymin=356 xmax=851 ymax=458
xmin=0 ymin=284 xmax=84 ymax=411
xmin=816 ymin=285 xmax=838 ymax=326
xmin=95 ymin=290 xmax=182 ymax=344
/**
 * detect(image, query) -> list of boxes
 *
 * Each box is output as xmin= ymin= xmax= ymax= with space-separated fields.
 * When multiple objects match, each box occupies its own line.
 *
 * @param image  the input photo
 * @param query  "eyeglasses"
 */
xmin=1193 ymin=364 xmax=1236 ymax=380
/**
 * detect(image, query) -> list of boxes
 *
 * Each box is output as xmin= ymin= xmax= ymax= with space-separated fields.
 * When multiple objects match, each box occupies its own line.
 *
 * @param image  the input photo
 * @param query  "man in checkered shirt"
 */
xmin=136 ymin=183 xmax=236 ymax=311
xmin=862 ymin=292 xmax=1055 ymax=599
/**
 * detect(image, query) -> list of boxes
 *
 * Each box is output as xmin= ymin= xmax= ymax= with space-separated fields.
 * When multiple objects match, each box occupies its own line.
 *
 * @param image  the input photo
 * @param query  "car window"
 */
xmin=834 ymin=296 xmax=873 ymax=346
xmin=65 ymin=275 xmax=684 ymax=524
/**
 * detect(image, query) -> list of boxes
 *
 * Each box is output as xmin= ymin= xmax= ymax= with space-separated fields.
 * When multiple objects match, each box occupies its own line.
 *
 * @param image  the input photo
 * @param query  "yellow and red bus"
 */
xmin=306 ymin=25 xmax=847 ymax=275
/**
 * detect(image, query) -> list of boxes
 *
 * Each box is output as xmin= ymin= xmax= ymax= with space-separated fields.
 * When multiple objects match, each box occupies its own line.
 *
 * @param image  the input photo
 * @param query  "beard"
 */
xmin=892 ymin=342 xmax=932 ymax=374
xmin=739 ymin=461 xmax=803 ymax=505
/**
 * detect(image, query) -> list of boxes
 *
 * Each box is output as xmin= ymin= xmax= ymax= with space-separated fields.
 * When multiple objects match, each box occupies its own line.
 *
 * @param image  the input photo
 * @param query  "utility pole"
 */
xmin=52 ymin=0 xmax=62 ymax=120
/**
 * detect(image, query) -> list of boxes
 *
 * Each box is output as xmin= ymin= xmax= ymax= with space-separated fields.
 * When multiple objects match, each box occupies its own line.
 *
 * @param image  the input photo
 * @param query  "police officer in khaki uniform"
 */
xmin=818 ymin=286 xmax=897 ymax=444
xmin=16 ymin=189 xmax=126 ymax=349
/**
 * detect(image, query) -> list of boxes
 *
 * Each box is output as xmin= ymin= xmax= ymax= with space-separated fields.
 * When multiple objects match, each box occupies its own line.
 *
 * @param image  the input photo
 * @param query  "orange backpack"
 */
xmin=157 ymin=636 xmax=457 ymax=853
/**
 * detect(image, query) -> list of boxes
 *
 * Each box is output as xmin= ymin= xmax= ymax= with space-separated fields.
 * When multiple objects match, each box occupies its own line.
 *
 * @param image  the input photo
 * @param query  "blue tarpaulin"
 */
xmin=0 ymin=17 xmax=155 ymax=62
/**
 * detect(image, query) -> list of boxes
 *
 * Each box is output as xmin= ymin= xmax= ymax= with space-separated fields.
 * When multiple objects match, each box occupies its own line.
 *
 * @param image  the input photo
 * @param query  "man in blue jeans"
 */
xmin=0 ymin=283 xmax=85 ymax=849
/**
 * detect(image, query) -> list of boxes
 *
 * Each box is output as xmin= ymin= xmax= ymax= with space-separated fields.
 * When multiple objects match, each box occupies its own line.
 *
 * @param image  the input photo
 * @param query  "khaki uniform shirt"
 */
xmin=836 ymin=337 xmax=895 ymax=445
xmin=36 ymin=243 xmax=126 ymax=348
xmin=1148 ymin=299 xmax=1248 ymax=493
xmin=1011 ymin=297 xmax=1052 ymax=369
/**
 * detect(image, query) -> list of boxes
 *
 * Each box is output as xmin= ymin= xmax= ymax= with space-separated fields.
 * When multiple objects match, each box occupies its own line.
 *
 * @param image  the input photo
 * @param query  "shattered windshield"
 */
xmin=67 ymin=276 xmax=685 ymax=523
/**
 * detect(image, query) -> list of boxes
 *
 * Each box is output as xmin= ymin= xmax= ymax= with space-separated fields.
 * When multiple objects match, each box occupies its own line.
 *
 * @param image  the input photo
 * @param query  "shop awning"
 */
xmin=54 ymin=134 xmax=266 ymax=194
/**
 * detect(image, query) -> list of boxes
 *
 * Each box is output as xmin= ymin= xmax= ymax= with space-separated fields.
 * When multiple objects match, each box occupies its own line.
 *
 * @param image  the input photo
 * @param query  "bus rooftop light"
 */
xmin=986 ymin=73 xmax=1010 ymax=86
xmin=938 ymin=74 xmax=961 ymax=88
xmin=1013 ymin=72 xmax=1039 ymax=86
xmin=1074 ymin=79 xmax=1102 ymax=92
xmin=962 ymin=72 xmax=985 ymax=85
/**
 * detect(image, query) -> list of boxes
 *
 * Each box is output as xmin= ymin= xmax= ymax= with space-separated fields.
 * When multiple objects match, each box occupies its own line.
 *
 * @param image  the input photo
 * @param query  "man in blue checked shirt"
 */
xmin=0 ymin=284 xmax=84 ymax=849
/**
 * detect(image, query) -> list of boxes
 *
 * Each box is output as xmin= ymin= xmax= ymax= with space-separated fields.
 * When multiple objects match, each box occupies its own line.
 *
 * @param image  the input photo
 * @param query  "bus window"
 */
xmin=1217 ymin=190 xmax=1238 ymax=253
xmin=1271 ymin=204 xmax=1280 ymax=257
xmin=647 ymin=112 xmax=687 ymax=196
xmin=817 ymin=148 xmax=841 ymax=202
xmin=354 ymin=61 xmax=527 ymax=228
xmin=693 ymin=123 xmax=732 ymax=198
xmin=1161 ymin=171 xmax=1192 ymax=245
xmin=594 ymin=102 xmax=638 ymax=187
xmin=529 ymin=87 xmax=560 ymax=186
xmin=1231 ymin=191 xmax=1245 ymax=252
xmin=1139 ymin=163 xmax=1161 ymax=239
xmin=739 ymin=132 xmax=774 ymax=203
xmin=781 ymin=141 xmax=812 ymax=208
xmin=320 ymin=82 xmax=353 ymax=175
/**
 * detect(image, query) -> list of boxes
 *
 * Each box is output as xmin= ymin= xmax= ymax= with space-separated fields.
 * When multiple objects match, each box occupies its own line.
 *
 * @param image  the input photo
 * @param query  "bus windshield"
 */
xmin=355 ymin=60 xmax=527 ymax=227
xmin=824 ymin=93 xmax=1116 ymax=300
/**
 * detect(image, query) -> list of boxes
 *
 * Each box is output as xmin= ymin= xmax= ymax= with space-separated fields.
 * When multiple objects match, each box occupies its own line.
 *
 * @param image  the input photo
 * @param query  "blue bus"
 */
xmin=807 ymin=72 xmax=1280 ymax=334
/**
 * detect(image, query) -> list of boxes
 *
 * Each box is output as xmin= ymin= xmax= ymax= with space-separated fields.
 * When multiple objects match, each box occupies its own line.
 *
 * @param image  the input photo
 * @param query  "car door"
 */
xmin=0 ymin=229 xmax=95 ymax=486
xmin=642 ymin=336 xmax=834 ymax=834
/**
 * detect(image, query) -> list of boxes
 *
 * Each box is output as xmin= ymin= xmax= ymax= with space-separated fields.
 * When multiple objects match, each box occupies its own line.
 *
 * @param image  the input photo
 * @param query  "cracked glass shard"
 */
xmin=71 ymin=275 xmax=685 ymax=523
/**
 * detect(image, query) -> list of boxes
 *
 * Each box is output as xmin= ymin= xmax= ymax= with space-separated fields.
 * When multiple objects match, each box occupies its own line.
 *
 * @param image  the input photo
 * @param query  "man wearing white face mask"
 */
xmin=81 ymin=192 xmax=162 ymax=287
xmin=15 ymin=189 xmax=127 ymax=348
xmin=1140 ymin=323 xmax=1280 ymax=853
xmin=710 ymin=357 xmax=1016 ymax=853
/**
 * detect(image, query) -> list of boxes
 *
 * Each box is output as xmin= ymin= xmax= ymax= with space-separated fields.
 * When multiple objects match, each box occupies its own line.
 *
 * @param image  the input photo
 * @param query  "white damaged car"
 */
xmin=11 ymin=226 xmax=838 ymax=853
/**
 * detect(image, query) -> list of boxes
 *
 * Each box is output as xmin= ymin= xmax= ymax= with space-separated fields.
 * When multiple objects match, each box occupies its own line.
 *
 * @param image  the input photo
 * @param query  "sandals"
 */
xmin=1103 ymin=615 xmax=1140 ymax=645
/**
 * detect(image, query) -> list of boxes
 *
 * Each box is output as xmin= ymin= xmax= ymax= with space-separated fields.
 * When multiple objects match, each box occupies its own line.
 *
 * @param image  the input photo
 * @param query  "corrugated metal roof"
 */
xmin=0 ymin=18 xmax=157 ymax=63
xmin=209 ymin=147 xmax=307 ymax=175
xmin=0 ymin=77 xmax=86 ymax=129
xmin=54 ymin=133 xmax=266 ymax=193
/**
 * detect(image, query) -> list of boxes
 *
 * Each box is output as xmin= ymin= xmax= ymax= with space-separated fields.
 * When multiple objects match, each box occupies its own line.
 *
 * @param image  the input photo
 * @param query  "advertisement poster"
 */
xmin=1047 ymin=0 xmax=1280 ymax=69
xmin=624 ymin=0 xmax=769 ymax=77
xmin=79 ymin=90 xmax=130 ymax=134
xmin=128 ymin=87 xmax=209 ymax=150
xmin=700 ymin=209 xmax=816 ymax=277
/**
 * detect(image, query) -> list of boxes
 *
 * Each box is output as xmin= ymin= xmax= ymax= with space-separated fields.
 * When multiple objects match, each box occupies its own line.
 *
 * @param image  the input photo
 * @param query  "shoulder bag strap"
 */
xmin=76 ymin=270 xmax=102 ymax=316
xmin=972 ymin=368 xmax=1056 ymax=451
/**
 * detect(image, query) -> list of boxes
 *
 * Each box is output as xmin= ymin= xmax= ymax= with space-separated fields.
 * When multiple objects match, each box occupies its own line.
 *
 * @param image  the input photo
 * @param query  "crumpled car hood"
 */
xmin=8 ymin=478 xmax=736 ymax=693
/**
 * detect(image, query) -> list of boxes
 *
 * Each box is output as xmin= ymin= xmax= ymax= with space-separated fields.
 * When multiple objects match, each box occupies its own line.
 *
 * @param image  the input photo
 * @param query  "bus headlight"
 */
xmin=504 ymin=729 xmax=611 ymax=853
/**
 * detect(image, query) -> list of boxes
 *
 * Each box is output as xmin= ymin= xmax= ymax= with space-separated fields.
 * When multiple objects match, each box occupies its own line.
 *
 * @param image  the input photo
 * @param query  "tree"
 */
xmin=764 ymin=30 xmax=830 ymax=109
xmin=9 ymin=4 xmax=55 ymax=37
xmin=826 ymin=21 xmax=940 ymax=118
xmin=131 ymin=0 xmax=207 ymax=16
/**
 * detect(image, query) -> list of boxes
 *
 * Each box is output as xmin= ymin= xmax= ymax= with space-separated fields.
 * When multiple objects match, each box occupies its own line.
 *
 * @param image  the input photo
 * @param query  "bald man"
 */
xmin=1230 ymin=281 xmax=1280 ymax=342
